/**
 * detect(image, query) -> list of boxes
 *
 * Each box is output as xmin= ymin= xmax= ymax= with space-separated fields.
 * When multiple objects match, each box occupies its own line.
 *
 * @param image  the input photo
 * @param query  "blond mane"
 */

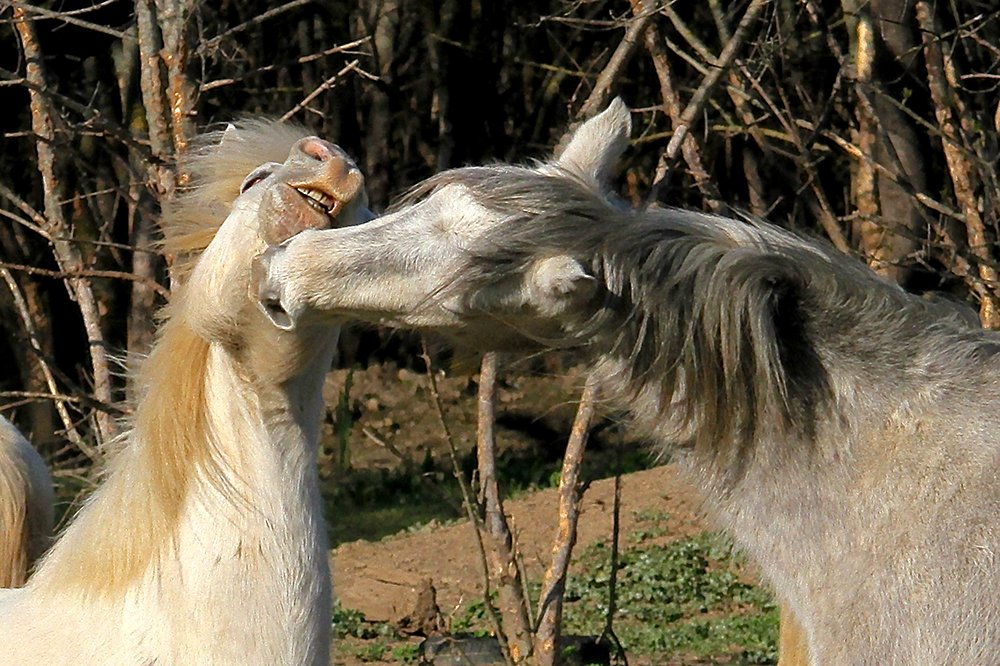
xmin=161 ymin=119 xmax=310 ymax=280
xmin=37 ymin=120 xmax=311 ymax=597
xmin=1 ymin=122 xmax=364 ymax=666
xmin=37 ymin=314 xmax=212 ymax=595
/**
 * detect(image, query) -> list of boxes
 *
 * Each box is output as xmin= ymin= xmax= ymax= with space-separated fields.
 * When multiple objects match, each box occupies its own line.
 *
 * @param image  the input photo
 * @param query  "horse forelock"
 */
xmin=160 ymin=119 xmax=310 ymax=279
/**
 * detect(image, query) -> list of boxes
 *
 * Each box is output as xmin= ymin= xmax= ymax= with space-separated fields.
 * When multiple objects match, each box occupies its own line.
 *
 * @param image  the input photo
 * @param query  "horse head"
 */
xmin=181 ymin=128 xmax=370 ymax=347
xmin=253 ymin=99 xmax=631 ymax=349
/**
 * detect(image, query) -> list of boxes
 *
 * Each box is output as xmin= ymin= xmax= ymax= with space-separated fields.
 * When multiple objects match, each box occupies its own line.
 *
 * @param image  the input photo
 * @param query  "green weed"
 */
xmin=353 ymin=639 xmax=390 ymax=662
xmin=333 ymin=370 xmax=355 ymax=468
xmin=449 ymin=596 xmax=493 ymax=637
xmin=390 ymin=642 xmax=421 ymax=663
xmin=332 ymin=600 xmax=371 ymax=639
xmin=563 ymin=532 xmax=778 ymax=663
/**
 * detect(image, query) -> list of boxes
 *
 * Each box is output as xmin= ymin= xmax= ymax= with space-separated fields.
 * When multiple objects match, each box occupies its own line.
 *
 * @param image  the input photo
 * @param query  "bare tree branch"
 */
xmin=9 ymin=1 xmax=132 ymax=41
xmin=157 ymin=0 xmax=197 ymax=155
xmin=917 ymin=1 xmax=1000 ymax=328
xmin=420 ymin=344 xmax=517 ymax=666
xmin=198 ymin=0 xmax=312 ymax=54
xmin=13 ymin=5 xmax=116 ymax=444
xmin=477 ymin=352 xmax=534 ymax=664
xmin=534 ymin=373 xmax=599 ymax=666
xmin=0 ymin=261 xmax=170 ymax=299
xmin=0 ymin=268 xmax=87 ymax=451
xmin=640 ymin=13 xmax=725 ymax=214
xmin=576 ymin=3 xmax=655 ymax=120
xmin=647 ymin=0 xmax=772 ymax=203
xmin=279 ymin=60 xmax=362 ymax=123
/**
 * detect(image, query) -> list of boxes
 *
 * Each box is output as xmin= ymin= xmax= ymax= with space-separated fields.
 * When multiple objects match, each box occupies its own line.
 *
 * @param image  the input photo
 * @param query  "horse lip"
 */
xmin=294 ymin=185 xmax=339 ymax=216
xmin=289 ymin=163 xmax=364 ymax=219
xmin=282 ymin=183 xmax=340 ymax=227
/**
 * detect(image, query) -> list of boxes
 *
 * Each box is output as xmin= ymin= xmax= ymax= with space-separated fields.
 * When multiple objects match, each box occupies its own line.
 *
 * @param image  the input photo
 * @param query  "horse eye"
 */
xmin=240 ymin=163 xmax=279 ymax=193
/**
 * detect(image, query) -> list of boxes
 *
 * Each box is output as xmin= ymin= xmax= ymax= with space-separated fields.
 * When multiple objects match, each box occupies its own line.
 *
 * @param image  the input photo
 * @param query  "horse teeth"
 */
xmin=295 ymin=187 xmax=338 ymax=216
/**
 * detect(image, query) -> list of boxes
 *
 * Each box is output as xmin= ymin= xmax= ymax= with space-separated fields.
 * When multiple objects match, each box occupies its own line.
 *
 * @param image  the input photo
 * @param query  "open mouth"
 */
xmin=294 ymin=185 xmax=343 ymax=219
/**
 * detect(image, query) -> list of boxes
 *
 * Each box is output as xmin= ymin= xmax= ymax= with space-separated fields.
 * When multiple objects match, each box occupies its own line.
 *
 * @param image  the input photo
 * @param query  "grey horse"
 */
xmin=256 ymin=99 xmax=1000 ymax=665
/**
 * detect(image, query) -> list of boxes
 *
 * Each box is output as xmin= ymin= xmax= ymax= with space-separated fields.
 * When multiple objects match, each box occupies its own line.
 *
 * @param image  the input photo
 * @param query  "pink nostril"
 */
xmin=298 ymin=137 xmax=336 ymax=162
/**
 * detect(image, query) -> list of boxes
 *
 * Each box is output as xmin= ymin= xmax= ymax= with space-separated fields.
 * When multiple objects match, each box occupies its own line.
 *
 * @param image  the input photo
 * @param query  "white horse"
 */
xmin=255 ymin=100 xmax=1000 ymax=665
xmin=0 ymin=415 xmax=53 ymax=587
xmin=0 ymin=121 xmax=369 ymax=666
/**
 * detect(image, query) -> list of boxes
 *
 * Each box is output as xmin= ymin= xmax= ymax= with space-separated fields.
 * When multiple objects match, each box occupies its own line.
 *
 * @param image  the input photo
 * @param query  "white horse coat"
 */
xmin=0 ymin=123 xmax=368 ymax=666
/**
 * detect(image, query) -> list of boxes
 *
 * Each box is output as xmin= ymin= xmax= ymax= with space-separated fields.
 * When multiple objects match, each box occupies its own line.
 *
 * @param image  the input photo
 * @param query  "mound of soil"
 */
xmin=332 ymin=464 xmax=707 ymax=625
xmin=319 ymin=361 xmax=766 ymax=665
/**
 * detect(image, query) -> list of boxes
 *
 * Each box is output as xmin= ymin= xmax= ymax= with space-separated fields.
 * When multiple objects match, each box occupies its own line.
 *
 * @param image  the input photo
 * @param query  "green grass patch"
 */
xmin=331 ymin=600 xmax=419 ymax=663
xmin=562 ymin=532 xmax=779 ymax=664
xmin=321 ymin=455 xmax=465 ymax=545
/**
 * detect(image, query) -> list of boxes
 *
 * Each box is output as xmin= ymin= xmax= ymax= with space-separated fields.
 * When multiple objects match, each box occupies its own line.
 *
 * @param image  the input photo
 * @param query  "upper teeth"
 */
xmin=295 ymin=187 xmax=338 ymax=215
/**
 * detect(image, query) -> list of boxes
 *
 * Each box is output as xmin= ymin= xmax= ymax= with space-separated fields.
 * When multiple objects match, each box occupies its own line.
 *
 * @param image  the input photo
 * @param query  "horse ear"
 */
xmin=219 ymin=123 xmax=240 ymax=148
xmin=554 ymin=98 xmax=632 ymax=186
xmin=527 ymin=255 xmax=596 ymax=316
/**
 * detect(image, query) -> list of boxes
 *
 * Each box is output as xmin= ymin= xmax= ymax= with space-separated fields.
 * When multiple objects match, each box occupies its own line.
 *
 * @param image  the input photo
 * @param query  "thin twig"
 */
xmin=576 ymin=3 xmax=656 ymax=120
xmin=0 ymin=66 xmax=160 ymax=166
xmin=477 ymin=351 xmax=534 ymax=665
xmin=279 ymin=60 xmax=361 ymax=123
xmin=0 ymin=390 xmax=83 ymax=404
xmin=640 ymin=13 xmax=725 ymax=214
xmin=0 ymin=181 xmax=52 ymax=240
xmin=730 ymin=56 xmax=853 ymax=253
xmin=0 ymin=261 xmax=170 ymax=299
xmin=534 ymin=373 xmax=599 ymax=666
xmin=420 ymin=343 xmax=517 ymax=666
xmin=359 ymin=425 xmax=464 ymax=515
xmin=9 ymin=1 xmax=132 ymax=41
xmin=662 ymin=3 xmax=719 ymax=66
xmin=199 ymin=43 xmax=377 ymax=93
xmin=199 ymin=0 xmax=313 ymax=53
xmin=598 ymin=470 xmax=628 ymax=665
xmin=647 ymin=0 xmax=772 ymax=203
xmin=0 ymin=268 xmax=87 ymax=451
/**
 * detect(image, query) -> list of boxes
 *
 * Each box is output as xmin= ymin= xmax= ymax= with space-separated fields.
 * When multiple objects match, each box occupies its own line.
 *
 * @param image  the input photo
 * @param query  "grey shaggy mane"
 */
xmin=413 ymin=166 xmax=984 ymax=472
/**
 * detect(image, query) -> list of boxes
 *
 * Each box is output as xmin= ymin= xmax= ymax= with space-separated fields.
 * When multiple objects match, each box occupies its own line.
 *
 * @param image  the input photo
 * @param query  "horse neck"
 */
xmin=33 ymin=312 xmax=337 ymax=602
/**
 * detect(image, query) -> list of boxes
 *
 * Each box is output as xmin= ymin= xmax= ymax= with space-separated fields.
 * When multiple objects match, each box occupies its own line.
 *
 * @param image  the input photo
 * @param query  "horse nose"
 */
xmin=297 ymin=137 xmax=339 ymax=163
xmin=294 ymin=138 xmax=361 ymax=191
xmin=293 ymin=139 xmax=364 ymax=212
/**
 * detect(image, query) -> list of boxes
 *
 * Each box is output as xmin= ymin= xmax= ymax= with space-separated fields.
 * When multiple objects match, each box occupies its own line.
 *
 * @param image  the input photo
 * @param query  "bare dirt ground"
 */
xmin=332 ymin=464 xmax=707 ymax=625
xmin=319 ymin=356 xmax=763 ymax=665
